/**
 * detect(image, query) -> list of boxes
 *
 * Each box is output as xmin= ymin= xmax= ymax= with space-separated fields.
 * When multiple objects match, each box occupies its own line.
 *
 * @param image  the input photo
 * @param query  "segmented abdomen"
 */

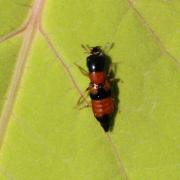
xmin=91 ymin=97 xmax=114 ymax=118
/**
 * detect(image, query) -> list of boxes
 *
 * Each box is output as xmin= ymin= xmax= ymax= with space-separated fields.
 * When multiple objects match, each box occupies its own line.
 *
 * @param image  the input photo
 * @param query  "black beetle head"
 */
xmin=90 ymin=46 xmax=102 ymax=55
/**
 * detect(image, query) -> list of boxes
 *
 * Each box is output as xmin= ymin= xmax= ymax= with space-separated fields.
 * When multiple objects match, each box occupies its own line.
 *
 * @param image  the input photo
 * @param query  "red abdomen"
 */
xmin=91 ymin=97 xmax=114 ymax=118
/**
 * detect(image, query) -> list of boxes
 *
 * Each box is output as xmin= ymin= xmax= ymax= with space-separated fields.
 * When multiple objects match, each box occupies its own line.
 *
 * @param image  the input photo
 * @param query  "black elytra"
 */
xmin=87 ymin=47 xmax=106 ymax=72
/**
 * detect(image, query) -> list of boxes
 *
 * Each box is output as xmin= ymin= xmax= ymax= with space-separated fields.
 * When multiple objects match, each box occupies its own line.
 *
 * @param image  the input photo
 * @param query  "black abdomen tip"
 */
xmin=96 ymin=115 xmax=111 ymax=132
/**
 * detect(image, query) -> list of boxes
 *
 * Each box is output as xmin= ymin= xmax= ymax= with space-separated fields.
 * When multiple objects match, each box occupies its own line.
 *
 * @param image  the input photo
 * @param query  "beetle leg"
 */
xmin=109 ymin=78 xmax=120 ymax=83
xmin=74 ymin=63 xmax=89 ymax=77
xmin=78 ymin=101 xmax=92 ymax=110
xmin=76 ymin=84 xmax=93 ymax=109
xmin=107 ymin=63 xmax=117 ymax=78
xmin=107 ymin=63 xmax=123 ymax=83
xmin=76 ymin=87 xmax=89 ymax=107
xmin=107 ymin=63 xmax=113 ymax=77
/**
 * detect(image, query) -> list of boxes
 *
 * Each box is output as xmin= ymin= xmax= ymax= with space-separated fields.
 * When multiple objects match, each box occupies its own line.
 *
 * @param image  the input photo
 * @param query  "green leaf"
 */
xmin=0 ymin=0 xmax=180 ymax=179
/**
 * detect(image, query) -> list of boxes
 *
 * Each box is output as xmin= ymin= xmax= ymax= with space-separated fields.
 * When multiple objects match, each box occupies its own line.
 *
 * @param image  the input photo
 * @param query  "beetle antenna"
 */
xmin=103 ymin=42 xmax=114 ymax=53
xmin=81 ymin=44 xmax=91 ymax=54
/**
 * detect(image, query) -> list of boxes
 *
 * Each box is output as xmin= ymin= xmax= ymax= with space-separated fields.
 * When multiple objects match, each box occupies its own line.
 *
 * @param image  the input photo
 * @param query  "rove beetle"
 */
xmin=76 ymin=44 xmax=117 ymax=132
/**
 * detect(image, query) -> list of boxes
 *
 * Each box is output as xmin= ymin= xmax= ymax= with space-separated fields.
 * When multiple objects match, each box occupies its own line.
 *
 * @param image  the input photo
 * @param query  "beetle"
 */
xmin=76 ymin=45 xmax=116 ymax=132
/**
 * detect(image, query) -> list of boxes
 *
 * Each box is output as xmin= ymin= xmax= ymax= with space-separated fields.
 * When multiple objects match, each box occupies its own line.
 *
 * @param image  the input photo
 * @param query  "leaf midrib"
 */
xmin=0 ymin=0 xmax=45 ymax=148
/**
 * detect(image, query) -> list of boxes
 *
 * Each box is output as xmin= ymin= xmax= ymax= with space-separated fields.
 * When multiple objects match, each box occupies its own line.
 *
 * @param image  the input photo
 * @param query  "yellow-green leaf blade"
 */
xmin=0 ymin=0 xmax=180 ymax=179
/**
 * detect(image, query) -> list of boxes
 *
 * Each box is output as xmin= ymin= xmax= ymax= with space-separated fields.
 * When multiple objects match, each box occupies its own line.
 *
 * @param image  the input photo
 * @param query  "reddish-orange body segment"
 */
xmin=89 ymin=72 xmax=106 ymax=84
xmin=92 ymin=97 xmax=114 ymax=118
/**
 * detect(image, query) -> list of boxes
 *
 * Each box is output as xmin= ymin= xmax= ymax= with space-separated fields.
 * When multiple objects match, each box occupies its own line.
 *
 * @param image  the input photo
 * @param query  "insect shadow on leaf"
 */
xmin=104 ymin=51 xmax=120 ymax=131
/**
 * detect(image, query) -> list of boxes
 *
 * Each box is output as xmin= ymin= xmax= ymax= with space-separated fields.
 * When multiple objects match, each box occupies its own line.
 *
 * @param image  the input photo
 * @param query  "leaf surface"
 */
xmin=0 ymin=0 xmax=179 ymax=179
